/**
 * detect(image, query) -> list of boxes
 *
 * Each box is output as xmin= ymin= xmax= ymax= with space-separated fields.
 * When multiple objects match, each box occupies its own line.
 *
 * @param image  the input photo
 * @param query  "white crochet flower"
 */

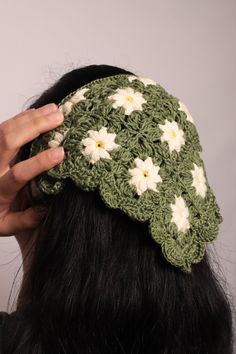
xmin=81 ymin=126 xmax=120 ymax=164
xmin=128 ymin=157 xmax=162 ymax=196
xmin=170 ymin=195 xmax=190 ymax=233
xmin=159 ymin=119 xmax=185 ymax=153
xmin=59 ymin=88 xmax=89 ymax=116
xmin=108 ymin=87 xmax=146 ymax=115
xmin=48 ymin=130 xmax=69 ymax=148
xmin=178 ymin=101 xmax=194 ymax=123
xmin=128 ymin=75 xmax=156 ymax=87
xmin=191 ymin=163 xmax=207 ymax=198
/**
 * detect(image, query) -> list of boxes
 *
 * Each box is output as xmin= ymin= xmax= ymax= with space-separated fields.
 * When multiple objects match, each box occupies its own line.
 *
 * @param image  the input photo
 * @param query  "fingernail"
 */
xmin=47 ymin=111 xmax=64 ymax=123
xmin=49 ymin=147 xmax=65 ymax=161
xmin=41 ymin=103 xmax=58 ymax=115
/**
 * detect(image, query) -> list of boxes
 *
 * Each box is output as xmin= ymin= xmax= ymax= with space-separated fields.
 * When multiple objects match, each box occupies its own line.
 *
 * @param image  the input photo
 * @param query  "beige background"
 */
xmin=0 ymin=0 xmax=235 ymax=326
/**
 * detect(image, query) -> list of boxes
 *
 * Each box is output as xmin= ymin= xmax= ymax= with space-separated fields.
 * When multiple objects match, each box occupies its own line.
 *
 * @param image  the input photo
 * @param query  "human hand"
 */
xmin=0 ymin=104 xmax=65 ymax=236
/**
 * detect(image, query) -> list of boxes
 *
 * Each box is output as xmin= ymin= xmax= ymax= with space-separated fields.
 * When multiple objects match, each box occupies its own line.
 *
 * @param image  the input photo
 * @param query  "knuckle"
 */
xmin=44 ymin=149 xmax=55 ymax=163
xmin=31 ymin=115 xmax=42 ymax=129
xmin=10 ymin=166 xmax=26 ymax=185
xmin=0 ymin=125 xmax=14 ymax=150
xmin=35 ymin=151 xmax=49 ymax=168
xmin=25 ymin=109 xmax=37 ymax=120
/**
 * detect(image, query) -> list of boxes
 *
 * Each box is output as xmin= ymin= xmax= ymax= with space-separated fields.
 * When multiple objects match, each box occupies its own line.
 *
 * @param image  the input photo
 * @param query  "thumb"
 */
xmin=0 ymin=205 xmax=48 ymax=236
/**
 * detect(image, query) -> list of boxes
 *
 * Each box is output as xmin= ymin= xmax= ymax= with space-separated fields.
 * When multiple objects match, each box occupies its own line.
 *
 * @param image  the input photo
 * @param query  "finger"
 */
xmin=10 ymin=108 xmax=36 ymax=121
xmin=0 ymin=104 xmax=63 ymax=173
xmin=0 ymin=147 xmax=65 ymax=204
xmin=0 ymin=103 xmax=64 ymax=174
xmin=0 ymin=206 xmax=47 ymax=236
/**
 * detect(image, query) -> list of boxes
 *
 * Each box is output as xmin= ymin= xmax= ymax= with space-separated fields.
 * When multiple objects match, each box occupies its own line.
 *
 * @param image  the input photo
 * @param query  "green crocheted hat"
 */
xmin=29 ymin=73 xmax=223 ymax=273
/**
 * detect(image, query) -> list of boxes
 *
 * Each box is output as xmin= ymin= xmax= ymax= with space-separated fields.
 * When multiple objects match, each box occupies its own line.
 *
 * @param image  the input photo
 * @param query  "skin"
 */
xmin=0 ymin=104 xmax=65 ymax=282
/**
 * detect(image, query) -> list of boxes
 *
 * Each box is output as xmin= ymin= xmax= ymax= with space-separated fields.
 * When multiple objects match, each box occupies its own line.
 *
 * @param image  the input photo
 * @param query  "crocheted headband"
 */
xmin=28 ymin=73 xmax=223 ymax=273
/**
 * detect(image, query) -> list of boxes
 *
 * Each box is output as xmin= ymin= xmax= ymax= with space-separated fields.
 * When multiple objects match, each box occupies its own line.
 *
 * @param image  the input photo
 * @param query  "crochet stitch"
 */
xmin=29 ymin=73 xmax=223 ymax=273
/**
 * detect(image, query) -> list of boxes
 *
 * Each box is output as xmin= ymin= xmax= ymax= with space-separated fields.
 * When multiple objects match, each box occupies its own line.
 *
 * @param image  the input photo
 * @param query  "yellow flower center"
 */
xmin=96 ymin=140 xmax=104 ymax=148
xmin=171 ymin=130 xmax=177 ymax=139
xmin=126 ymin=95 xmax=134 ymax=103
xmin=143 ymin=170 xmax=149 ymax=177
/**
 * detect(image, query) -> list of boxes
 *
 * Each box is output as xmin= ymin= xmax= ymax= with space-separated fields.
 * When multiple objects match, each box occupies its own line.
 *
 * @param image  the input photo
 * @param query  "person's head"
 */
xmin=7 ymin=64 xmax=234 ymax=354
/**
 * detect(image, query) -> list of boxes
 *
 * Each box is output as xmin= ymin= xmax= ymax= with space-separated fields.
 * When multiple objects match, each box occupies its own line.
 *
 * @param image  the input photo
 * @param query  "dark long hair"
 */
xmin=4 ymin=65 xmax=234 ymax=353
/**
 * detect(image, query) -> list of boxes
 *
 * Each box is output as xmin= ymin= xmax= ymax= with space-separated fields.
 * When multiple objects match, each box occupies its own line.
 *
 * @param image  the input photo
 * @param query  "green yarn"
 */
xmin=29 ymin=74 xmax=223 ymax=273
